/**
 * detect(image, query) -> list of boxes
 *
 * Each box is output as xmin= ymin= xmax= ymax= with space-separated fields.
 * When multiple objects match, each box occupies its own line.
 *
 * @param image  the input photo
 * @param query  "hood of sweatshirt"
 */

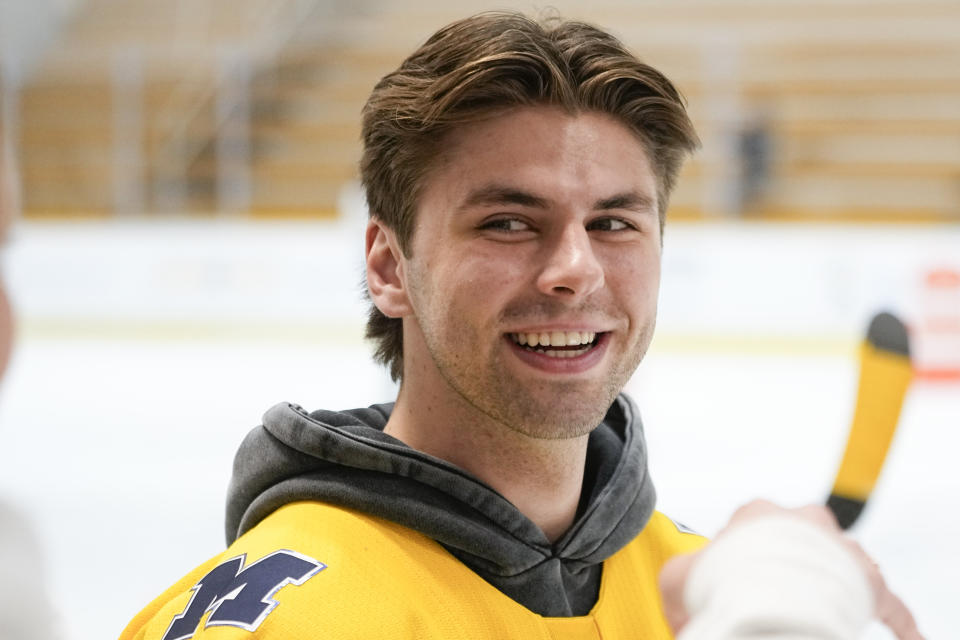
xmin=225 ymin=393 xmax=656 ymax=617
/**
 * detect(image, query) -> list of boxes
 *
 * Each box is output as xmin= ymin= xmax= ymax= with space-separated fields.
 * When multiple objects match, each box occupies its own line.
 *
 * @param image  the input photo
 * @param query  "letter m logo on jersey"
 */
xmin=162 ymin=550 xmax=326 ymax=640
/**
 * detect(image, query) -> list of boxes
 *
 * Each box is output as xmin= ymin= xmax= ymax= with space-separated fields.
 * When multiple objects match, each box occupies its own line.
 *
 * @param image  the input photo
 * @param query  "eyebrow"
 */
xmin=460 ymin=184 xmax=657 ymax=214
xmin=595 ymin=192 xmax=657 ymax=214
xmin=459 ymin=185 xmax=550 ymax=211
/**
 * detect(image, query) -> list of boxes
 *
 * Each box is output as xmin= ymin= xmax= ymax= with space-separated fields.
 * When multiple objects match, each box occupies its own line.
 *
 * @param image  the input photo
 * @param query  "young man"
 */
xmin=122 ymin=13 xmax=921 ymax=640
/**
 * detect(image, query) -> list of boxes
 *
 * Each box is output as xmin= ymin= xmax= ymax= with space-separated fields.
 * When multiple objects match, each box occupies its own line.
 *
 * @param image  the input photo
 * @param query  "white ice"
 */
xmin=0 ymin=220 xmax=956 ymax=640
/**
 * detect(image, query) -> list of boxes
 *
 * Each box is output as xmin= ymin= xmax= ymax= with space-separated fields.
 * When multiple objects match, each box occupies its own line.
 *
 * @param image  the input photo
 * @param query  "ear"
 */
xmin=365 ymin=219 xmax=414 ymax=318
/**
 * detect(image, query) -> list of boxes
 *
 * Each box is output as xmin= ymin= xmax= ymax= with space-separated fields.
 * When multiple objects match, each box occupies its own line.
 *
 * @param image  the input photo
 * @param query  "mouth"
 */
xmin=507 ymin=330 xmax=603 ymax=359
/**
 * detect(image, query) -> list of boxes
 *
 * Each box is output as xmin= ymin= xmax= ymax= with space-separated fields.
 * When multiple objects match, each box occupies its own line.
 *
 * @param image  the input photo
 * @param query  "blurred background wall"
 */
xmin=2 ymin=0 xmax=960 ymax=223
xmin=0 ymin=1 xmax=958 ymax=639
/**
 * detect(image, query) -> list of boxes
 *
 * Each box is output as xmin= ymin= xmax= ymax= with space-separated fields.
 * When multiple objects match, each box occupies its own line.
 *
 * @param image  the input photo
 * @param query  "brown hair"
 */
xmin=361 ymin=11 xmax=699 ymax=381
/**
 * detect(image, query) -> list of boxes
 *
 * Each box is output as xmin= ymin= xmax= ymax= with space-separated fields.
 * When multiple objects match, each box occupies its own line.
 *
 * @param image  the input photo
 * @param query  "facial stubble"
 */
xmin=412 ymin=288 xmax=655 ymax=441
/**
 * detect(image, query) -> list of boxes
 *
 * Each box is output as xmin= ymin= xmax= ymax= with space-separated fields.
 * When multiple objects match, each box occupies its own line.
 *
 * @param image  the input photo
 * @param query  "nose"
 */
xmin=536 ymin=224 xmax=604 ymax=300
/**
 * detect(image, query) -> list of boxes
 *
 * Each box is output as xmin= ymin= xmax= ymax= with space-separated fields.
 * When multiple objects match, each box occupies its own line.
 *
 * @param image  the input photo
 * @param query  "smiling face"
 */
xmin=371 ymin=106 xmax=662 ymax=439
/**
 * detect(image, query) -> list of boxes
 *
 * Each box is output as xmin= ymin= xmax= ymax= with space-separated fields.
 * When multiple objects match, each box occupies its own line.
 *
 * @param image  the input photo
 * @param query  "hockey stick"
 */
xmin=827 ymin=311 xmax=913 ymax=529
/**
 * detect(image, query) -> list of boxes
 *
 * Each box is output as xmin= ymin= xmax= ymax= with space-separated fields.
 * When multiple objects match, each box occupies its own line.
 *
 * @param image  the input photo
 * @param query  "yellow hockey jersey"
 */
xmin=122 ymin=501 xmax=705 ymax=640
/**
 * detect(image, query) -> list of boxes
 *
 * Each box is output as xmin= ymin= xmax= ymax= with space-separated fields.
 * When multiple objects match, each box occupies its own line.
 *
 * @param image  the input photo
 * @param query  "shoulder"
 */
xmin=0 ymin=502 xmax=57 ymax=640
xmin=620 ymin=510 xmax=708 ymax=570
xmin=120 ymin=502 xmax=479 ymax=640
xmin=647 ymin=511 xmax=706 ymax=542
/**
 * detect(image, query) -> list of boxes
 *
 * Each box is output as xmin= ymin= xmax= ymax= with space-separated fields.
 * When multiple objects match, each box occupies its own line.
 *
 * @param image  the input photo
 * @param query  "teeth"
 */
xmin=511 ymin=331 xmax=597 ymax=348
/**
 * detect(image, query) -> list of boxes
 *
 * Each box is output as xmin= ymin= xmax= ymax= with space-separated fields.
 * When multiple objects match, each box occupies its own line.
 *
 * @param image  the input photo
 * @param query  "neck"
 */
xmin=385 ymin=381 xmax=589 ymax=543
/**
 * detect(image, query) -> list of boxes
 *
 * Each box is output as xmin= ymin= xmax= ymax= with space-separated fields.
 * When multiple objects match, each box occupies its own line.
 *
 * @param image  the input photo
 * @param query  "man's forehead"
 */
xmin=423 ymin=107 xmax=660 ymax=209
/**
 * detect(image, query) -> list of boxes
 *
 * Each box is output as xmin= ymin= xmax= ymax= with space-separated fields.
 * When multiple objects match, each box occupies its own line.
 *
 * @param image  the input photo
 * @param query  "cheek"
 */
xmin=452 ymin=248 xmax=526 ymax=297
xmin=647 ymin=259 xmax=662 ymax=302
xmin=611 ymin=252 xmax=661 ymax=315
xmin=416 ymin=260 xmax=502 ymax=330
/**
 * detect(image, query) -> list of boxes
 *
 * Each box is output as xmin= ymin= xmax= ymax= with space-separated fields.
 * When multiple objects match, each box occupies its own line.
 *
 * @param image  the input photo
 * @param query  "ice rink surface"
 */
xmin=0 ymin=220 xmax=956 ymax=639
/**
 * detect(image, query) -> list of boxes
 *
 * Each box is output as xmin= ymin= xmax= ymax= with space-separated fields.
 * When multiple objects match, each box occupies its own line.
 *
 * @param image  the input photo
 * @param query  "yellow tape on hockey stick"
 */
xmin=828 ymin=312 xmax=912 ymax=529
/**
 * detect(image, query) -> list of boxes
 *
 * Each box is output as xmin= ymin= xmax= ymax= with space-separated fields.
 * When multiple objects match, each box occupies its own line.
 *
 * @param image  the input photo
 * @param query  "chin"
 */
xmin=494 ymin=391 xmax=616 ymax=441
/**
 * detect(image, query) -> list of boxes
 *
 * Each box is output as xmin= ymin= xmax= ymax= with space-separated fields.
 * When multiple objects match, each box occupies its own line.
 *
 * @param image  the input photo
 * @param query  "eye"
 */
xmin=479 ymin=217 xmax=532 ymax=233
xmin=587 ymin=217 xmax=634 ymax=232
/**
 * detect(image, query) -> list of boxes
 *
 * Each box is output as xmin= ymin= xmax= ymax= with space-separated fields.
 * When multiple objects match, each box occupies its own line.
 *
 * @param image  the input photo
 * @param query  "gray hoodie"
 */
xmin=225 ymin=393 xmax=656 ymax=617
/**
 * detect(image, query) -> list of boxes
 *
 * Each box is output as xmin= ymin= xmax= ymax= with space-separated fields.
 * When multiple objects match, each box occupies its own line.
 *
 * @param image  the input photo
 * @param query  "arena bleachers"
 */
xmin=6 ymin=0 xmax=960 ymax=221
